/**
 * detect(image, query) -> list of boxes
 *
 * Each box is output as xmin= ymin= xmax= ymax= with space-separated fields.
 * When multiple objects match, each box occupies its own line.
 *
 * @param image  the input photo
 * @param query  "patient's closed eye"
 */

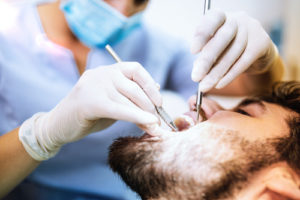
xmin=234 ymin=98 xmax=266 ymax=117
xmin=235 ymin=108 xmax=251 ymax=116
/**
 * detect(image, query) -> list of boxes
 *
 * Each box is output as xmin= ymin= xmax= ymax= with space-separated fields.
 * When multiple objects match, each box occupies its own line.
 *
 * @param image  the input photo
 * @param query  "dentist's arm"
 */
xmin=0 ymin=128 xmax=40 ymax=198
xmin=0 ymin=62 xmax=162 ymax=198
xmin=191 ymin=10 xmax=284 ymax=95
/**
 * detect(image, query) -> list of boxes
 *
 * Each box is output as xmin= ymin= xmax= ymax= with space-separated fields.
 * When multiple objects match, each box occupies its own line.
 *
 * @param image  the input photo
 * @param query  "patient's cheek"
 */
xmin=174 ymin=115 xmax=195 ymax=131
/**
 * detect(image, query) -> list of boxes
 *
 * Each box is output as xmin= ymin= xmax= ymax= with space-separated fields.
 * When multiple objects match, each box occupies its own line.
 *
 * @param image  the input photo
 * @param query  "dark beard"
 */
xmin=109 ymin=137 xmax=167 ymax=199
xmin=109 ymin=135 xmax=282 ymax=200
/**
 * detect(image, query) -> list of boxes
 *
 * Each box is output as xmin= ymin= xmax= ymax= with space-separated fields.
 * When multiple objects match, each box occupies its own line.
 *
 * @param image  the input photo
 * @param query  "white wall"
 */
xmin=282 ymin=0 xmax=300 ymax=80
xmin=144 ymin=0 xmax=284 ymax=45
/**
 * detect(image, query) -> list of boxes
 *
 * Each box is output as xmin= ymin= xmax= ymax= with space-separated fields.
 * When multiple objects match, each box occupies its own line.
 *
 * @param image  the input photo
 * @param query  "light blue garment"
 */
xmin=61 ymin=0 xmax=143 ymax=48
xmin=0 ymin=3 xmax=196 ymax=200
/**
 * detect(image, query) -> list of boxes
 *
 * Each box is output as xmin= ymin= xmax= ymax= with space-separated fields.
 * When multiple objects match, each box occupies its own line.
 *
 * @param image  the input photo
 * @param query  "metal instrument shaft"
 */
xmin=196 ymin=0 xmax=211 ymax=122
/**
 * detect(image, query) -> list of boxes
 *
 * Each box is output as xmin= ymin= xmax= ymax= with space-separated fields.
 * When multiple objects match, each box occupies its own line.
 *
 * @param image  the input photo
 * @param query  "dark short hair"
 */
xmin=257 ymin=81 xmax=300 ymax=170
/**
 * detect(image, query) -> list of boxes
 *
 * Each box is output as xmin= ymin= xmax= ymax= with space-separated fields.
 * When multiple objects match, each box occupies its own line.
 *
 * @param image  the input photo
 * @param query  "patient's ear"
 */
xmin=258 ymin=166 xmax=300 ymax=200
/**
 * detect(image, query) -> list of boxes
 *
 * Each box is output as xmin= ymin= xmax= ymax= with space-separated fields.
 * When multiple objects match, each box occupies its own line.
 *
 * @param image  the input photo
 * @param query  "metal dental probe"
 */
xmin=105 ymin=44 xmax=179 ymax=132
xmin=196 ymin=0 xmax=211 ymax=122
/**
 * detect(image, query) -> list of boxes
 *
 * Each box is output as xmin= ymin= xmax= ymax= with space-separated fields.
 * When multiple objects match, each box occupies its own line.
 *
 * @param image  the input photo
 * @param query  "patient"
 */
xmin=109 ymin=81 xmax=300 ymax=200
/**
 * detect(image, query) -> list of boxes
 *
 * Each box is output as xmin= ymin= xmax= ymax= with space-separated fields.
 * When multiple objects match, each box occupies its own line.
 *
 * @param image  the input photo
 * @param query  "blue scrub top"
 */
xmin=0 ymin=3 xmax=197 ymax=200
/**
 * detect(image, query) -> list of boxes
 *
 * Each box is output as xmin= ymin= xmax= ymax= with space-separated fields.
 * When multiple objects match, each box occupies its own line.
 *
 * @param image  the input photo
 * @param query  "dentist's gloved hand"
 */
xmin=191 ymin=10 xmax=278 ymax=92
xmin=19 ymin=62 xmax=162 ymax=161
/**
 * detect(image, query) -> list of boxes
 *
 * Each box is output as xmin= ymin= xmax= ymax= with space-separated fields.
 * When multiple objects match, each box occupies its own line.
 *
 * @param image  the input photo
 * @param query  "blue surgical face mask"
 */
xmin=60 ymin=0 xmax=143 ymax=48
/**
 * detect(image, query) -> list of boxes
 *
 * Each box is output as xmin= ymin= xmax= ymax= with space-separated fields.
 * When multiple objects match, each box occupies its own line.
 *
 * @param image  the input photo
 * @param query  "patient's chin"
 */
xmin=109 ymin=137 xmax=138 ymax=178
xmin=108 ymin=135 xmax=158 ymax=174
xmin=108 ymin=136 xmax=162 ymax=198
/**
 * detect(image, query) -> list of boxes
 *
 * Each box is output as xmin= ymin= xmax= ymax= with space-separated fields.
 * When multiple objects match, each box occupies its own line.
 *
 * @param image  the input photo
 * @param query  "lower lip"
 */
xmin=141 ymin=133 xmax=161 ymax=141
xmin=141 ymin=133 xmax=152 ymax=140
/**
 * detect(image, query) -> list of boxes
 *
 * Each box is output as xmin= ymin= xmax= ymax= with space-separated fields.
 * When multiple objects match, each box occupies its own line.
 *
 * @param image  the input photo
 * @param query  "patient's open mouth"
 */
xmin=174 ymin=112 xmax=196 ymax=131
xmin=142 ymin=110 xmax=205 ymax=137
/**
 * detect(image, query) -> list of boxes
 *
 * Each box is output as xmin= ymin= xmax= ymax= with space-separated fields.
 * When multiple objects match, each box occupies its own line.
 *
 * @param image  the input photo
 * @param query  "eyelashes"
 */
xmin=235 ymin=108 xmax=251 ymax=116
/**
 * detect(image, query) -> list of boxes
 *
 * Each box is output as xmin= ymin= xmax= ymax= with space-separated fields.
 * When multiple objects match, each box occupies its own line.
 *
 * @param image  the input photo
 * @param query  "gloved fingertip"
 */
xmin=192 ymin=59 xmax=211 ymax=82
xmin=145 ymin=123 xmax=160 ymax=136
xmin=190 ymin=38 xmax=205 ymax=54
xmin=198 ymin=82 xmax=212 ymax=93
xmin=191 ymin=66 xmax=204 ymax=82
xmin=145 ymin=123 xmax=166 ymax=137
xmin=156 ymin=83 xmax=161 ymax=90
xmin=216 ymin=79 xmax=229 ymax=89
xmin=215 ymin=82 xmax=225 ymax=89
xmin=190 ymin=44 xmax=199 ymax=54
xmin=148 ymin=114 xmax=160 ymax=124
xmin=191 ymin=72 xmax=200 ymax=82
xmin=138 ymin=111 xmax=159 ymax=125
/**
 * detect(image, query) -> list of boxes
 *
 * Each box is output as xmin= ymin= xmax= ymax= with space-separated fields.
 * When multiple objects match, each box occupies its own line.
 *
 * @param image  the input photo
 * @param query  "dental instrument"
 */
xmin=105 ymin=44 xmax=178 ymax=132
xmin=196 ymin=0 xmax=211 ymax=122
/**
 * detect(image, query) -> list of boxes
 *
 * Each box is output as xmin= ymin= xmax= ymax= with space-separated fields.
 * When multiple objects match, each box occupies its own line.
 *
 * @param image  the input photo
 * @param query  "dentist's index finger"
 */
xmin=192 ymin=16 xmax=238 ymax=84
xmin=118 ymin=62 xmax=163 ymax=107
xmin=115 ymin=74 xmax=156 ymax=114
xmin=138 ymin=123 xmax=170 ymax=137
xmin=197 ymin=22 xmax=247 ymax=92
xmin=191 ymin=10 xmax=226 ymax=54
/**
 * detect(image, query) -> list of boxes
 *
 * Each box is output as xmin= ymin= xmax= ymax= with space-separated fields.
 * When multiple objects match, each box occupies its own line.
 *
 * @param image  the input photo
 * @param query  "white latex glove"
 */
xmin=191 ymin=10 xmax=278 ymax=92
xmin=19 ymin=62 xmax=162 ymax=161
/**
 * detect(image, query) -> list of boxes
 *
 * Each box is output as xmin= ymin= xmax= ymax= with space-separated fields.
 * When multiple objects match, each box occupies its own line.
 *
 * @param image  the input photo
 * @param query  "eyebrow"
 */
xmin=236 ymin=98 xmax=266 ymax=111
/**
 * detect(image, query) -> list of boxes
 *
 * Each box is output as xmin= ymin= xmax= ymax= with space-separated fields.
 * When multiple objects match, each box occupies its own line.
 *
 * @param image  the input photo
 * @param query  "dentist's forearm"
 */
xmin=0 ymin=128 xmax=40 ymax=198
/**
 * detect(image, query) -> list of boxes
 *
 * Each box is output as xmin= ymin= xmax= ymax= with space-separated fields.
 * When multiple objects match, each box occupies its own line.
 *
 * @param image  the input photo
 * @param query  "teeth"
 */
xmin=174 ymin=115 xmax=195 ymax=131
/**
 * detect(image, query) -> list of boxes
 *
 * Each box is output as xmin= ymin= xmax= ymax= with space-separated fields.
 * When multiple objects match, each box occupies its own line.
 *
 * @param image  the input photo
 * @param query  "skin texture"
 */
xmin=0 ymin=128 xmax=40 ymax=197
xmin=109 ymin=97 xmax=300 ymax=200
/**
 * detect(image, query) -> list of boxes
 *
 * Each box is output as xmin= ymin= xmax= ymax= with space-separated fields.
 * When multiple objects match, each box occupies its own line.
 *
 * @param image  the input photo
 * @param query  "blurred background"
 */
xmin=143 ymin=0 xmax=300 ymax=81
xmin=1 ymin=0 xmax=300 ymax=80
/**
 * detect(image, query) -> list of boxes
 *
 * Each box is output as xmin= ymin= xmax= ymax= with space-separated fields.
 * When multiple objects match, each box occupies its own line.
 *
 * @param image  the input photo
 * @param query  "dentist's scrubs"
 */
xmin=0 ymin=3 xmax=196 ymax=200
